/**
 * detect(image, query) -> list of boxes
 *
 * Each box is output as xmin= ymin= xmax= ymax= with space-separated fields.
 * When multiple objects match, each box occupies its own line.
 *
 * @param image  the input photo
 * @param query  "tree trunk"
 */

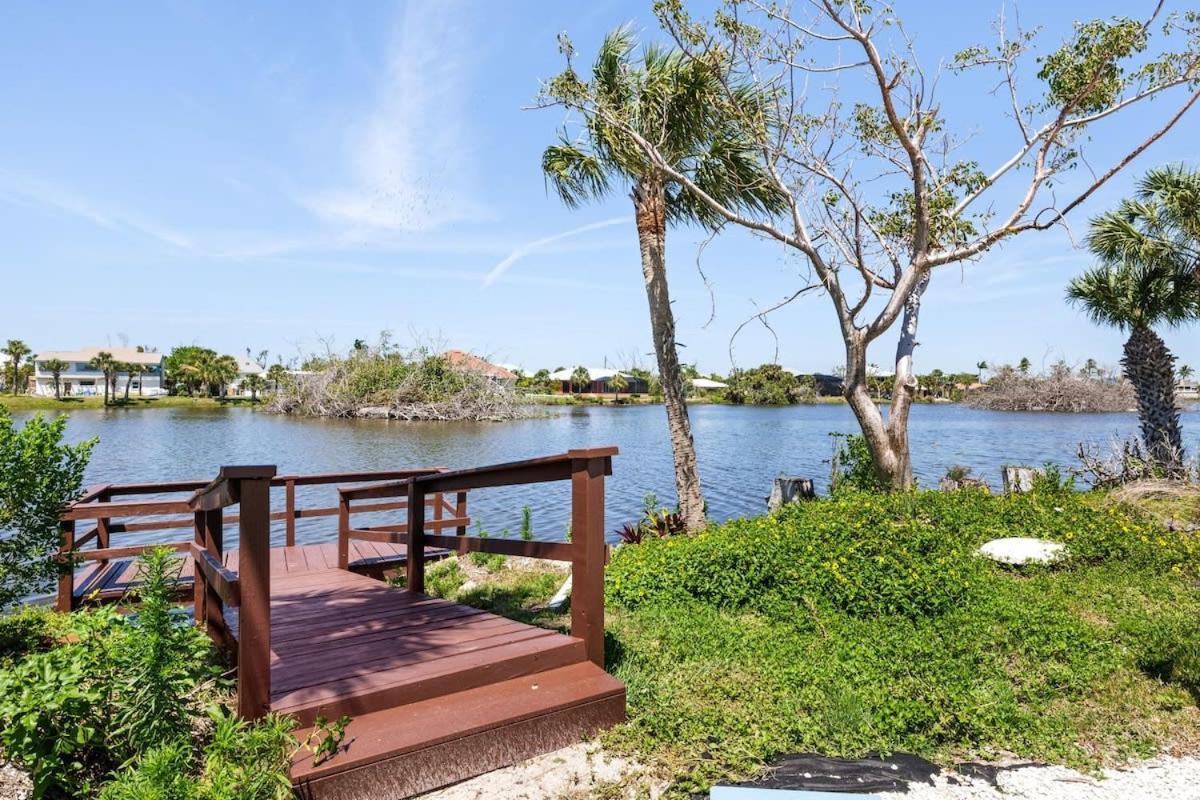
xmin=633 ymin=176 xmax=706 ymax=529
xmin=1123 ymin=325 xmax=1185 ymax=475
xmin=842 ymin=273 xmax=930 ymax=491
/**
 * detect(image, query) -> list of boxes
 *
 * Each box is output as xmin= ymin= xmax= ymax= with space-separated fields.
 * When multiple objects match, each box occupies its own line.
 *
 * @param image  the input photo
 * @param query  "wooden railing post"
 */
xmin=336 ymin=493 xmax=351 ymax=570
xmin=406 ymin=479 xmax=425 ymax=594
xmin=284 ymin=478 xmax=296 ymax=547
xmin=455 ymin=491 xmax=468 ymax=536
xmin=193 ymin=507 xmax=224 ymax=636
xmin=57 ymin=519 xmax=75 ymax=612
xmin=569 ymin=453 xmax=607 ymax=667
xmin=231 ymin=465 xmax=276 ymax=721
xmin=96 ymin=489 xmax=111 ymax=566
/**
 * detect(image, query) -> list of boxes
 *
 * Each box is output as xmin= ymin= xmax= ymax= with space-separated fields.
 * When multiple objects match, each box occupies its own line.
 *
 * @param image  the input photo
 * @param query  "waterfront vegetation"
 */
xmin=0 ymin=550 xmax=302 ymax=799
xmin=433 ymin=482 xmax=1200 ymax=796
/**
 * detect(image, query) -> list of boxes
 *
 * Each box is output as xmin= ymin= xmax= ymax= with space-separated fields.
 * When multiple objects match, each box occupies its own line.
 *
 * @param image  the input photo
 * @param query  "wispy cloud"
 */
xmin=305 ymin=1 xmax=486 ymax=232
xmin=482 ymin=217 xmax=631 ymax=286
xmin=0 ymin=172 xmax=196 ymax=251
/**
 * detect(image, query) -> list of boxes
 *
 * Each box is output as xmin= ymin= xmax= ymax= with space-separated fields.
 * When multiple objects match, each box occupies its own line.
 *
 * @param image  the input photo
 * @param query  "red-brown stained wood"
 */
xmin=234 ymin=468 xmax=275 ymax=720
xmin=571 ymin=456 xmax=608 ymax=667
xmin=405 ymin=480 xmax=425 ymax=594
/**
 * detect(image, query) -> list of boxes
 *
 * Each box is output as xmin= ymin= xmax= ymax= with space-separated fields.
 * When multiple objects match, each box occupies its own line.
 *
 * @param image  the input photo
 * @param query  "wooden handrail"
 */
xmin=337 ymin=447 xmax=617 ymax=667
xmin=190 ymin=544 xmax=240 ymax=606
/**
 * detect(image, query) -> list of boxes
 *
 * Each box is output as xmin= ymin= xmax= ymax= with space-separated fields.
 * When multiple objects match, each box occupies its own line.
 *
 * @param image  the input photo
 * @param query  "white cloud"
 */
xmin=0 ymin=172 xmax=196 ymax=251
xmin=483 ymin=217 xmax=631 ymax=286
xmin=305 ymin=1 xmax=486 ymax=232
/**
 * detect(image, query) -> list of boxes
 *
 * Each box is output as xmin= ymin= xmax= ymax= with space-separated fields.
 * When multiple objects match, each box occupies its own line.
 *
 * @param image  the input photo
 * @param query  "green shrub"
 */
xmin=469 ymin=551 xmax=507 ymax=572
xmin=424 ymin=558 xmax=468 ymax=599
xmin=602 ymin=487 xmax=1200 ymax=794
xmin=0 ymin=606 xmax=67 ymax=666
xmin=0 ymin=408 xmax=96 ymax=608
xmin=607 ymin=488 xmax=1196 ymax=620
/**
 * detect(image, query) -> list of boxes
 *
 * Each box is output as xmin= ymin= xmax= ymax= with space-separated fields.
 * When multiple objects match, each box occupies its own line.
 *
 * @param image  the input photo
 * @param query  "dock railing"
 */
xmin=337 ymin=446 xmax=618 ymax=667
xmin=56 ymin=469 xmax=467 ymax=611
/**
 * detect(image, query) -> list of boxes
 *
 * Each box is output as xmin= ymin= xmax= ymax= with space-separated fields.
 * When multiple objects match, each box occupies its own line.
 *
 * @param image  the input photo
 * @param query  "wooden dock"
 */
xmin=58 ymin=450 xmax=625 ymax=798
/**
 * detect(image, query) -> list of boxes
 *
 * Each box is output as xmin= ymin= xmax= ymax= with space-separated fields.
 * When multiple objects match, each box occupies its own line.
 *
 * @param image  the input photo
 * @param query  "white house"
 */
xmin=691 ymin=377 xmax=728 ymax=391
xmin=33 ymin=347 xmax=166 ymax=397
xmin=228 ymin=358 xmax=267 ymax=396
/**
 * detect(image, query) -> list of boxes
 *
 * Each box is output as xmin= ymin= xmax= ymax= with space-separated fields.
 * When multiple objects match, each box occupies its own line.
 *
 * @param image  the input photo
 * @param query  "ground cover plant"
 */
xmin=0 ymin=549 xmax=300 ymax=799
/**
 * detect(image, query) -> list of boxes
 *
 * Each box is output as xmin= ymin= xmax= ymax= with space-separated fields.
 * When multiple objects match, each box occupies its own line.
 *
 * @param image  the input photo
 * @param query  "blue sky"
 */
xmin=1 ymin=1 xmax=1197 ymax=376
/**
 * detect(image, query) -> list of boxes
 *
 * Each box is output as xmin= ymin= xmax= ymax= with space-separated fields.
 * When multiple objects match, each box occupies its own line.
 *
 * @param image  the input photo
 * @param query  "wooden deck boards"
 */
xmin=71 ymin=539 xmax=435 ymax=603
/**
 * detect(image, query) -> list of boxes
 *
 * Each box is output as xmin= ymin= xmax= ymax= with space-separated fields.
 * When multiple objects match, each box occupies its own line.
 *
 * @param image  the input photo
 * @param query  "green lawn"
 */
xmin=0 ymin=395 xmax=265 ymax=412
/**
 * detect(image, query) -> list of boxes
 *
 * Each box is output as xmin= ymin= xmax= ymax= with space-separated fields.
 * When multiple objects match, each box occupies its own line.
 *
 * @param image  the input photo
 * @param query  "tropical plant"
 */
xmin=1067 ymin=233 xmax=1200 ymax=474
xmin=541 ymin=27 xmax=784 ymax=529
xmin=266 ymin=363 xmax=288 ymax=393
xmin=1087 ymin=164 xmax=1200 ymax=288
xmin=241 ymin=374 xmax=265 ymax=401
xmin=976 ymin=360 xmax=988 ymax=382
xmin=554 ymin=5 xmax=1200 ymax=492
xmin=1019 ymin=357 xmax=1032 ymax=375
xmin=40 ymin=358 xmax=68 ymax=400
xmin=0 ymin=407 xmax=95 ymax=608
xmin=2 ymin=340 xmax=32 ymax=395
xmin=609 ymin=371 xmax=628 ymax=401
xmin=1181 ymin=364 xmax=1196 ymax=382
xmin=569 ymin=366 xmax=590 ymax=394
xmin=87 ymin=351 xmax=118 ymax=405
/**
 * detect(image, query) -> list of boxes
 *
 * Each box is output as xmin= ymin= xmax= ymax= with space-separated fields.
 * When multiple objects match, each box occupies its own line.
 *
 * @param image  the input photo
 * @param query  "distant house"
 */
xmin=1178 ymin=379 xmax=1199 ymax=399
xmin=810 ymin=373 xmax=845 ymax=396
xmin=33 ymin=347 xmax=166 ymax=397
xmin=229 ymin=359 xmax=267 ymax=396
xmin=548 ymin=367 xmax=649 ymax=395
xmin=691 ymin=377 xmax=728 ymax=392
xmin=444 ymin=350 xmax=518 ymax=387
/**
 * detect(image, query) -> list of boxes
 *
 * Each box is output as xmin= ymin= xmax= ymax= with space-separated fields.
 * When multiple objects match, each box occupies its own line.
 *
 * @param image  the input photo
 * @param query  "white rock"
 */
xmin=978 ymin=537 xmax=1065 ymax=566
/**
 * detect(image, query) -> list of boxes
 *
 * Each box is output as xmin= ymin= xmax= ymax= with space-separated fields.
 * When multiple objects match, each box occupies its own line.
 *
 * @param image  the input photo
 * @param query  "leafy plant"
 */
xmin=520 ymin=506 xmax=534 ymax=541
xmin=829 ymin=433 xmax=886 ymax=494
xmin=0 ymin=408 xmax=96 ymax=608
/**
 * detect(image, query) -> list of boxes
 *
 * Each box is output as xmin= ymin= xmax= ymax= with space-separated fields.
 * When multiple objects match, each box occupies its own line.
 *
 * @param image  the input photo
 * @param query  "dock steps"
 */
xmin=291 ymin=661 xmax=626 ymax=799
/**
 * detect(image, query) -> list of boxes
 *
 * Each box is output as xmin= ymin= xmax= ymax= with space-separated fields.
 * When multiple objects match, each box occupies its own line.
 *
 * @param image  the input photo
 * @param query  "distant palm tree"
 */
xmin=609 ymin=371 xmax=628 ymax=402
xmin=570 ymin=366 xmax=591 ymax=395
xmin=266 ymin=363 xmax=288 ymax=393
xmin=88 ymin=351 xmax=117 ymax=405
xmin=1068 ymin=257 xmax=1199 ymax=475
xmin=542 ymin=28 xmax=783 ymax=530
xmin=1180 ymin=364 xmax=1196 ymax=382
xmin=242 ymin=373 xmax=266 ymax=401
xmin=976 ymin=360 xmax=988 ymax=383
xmin=2 ymin=340 xmax=31 ymax=395
xmin=40 ymin=358 xmax=68 ymax=399
xmin=1018 ymin=357 xmax=1031 ymax=375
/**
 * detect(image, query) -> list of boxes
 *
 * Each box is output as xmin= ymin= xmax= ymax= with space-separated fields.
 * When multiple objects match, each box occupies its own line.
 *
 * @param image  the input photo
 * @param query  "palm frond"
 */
xmin=541 ymin=138 xmax=612 ymax=207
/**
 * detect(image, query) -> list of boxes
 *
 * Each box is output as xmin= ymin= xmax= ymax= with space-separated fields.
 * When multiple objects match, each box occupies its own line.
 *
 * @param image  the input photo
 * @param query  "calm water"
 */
xmin=19 ymin=403 xmax=1198 ymax=548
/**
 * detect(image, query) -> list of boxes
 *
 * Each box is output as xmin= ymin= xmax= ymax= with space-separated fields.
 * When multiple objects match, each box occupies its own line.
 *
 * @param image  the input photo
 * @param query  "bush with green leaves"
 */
xmin=601 ymin=487 xmax=1200 ymax=795
xmin=0 ymin=408 xmax=96 ymax=608
xmin=0 ymin=548 xmax=299 ymax=799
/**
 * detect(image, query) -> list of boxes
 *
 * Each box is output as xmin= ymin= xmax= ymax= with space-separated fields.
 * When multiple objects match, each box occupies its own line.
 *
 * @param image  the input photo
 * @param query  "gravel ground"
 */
xmin=883 ymin=756 xmax=1200 ymax=800
xmin=0 ymin=761 xmax=30 ymax=800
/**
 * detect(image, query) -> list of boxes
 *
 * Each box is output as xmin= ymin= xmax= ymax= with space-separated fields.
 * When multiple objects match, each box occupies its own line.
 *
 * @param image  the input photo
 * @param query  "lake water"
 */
xmin=20 ymin=403 xmax=1198 ymax=547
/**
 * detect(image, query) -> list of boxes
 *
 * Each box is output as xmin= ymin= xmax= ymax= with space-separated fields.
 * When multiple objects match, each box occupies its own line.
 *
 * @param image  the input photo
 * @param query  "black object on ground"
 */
xmin=733 ymin=752 xmax=939 ymax=794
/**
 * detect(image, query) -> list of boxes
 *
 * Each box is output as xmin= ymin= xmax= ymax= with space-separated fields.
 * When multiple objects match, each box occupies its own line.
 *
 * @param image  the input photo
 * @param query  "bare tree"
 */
xmin=546 ymin=0 xmax=1200 ymax=488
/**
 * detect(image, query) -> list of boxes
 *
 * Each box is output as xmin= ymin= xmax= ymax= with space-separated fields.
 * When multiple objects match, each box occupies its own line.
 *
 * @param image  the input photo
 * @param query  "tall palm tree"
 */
xmin=2 ymin=340 xmax=31 ymax=395
xmin=542 ymin=28 xmax=783 ymax=529
xmin=266 ymin=363 xmax=288 ymax=393
xmin=242 ymin=373 xmax=265 ymax=401
xmin=41 ymin=358 xmax=67 ymax=399
xmin=976 ymin=361 xmax=988 ymax=383
xmin=1068 ymin=258 xmax=1198 ymax=475
xmin=88 ymin=351 xmax=117 ymax=405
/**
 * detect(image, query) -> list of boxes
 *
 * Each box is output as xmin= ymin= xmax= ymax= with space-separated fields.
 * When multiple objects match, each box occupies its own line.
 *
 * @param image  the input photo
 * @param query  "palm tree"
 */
xmin=266 ymin=363 xmax=288 ymax=393
xmin=1088 ymin=165 xmax=1200 ymax=288
xmin=976 ymin=361 xmax=988 ymax=383
xmin=40 ymin=358 xmax=67 ymax=399
xmin=570 ymin=366 xmax=591 ymax=395
xmin=1068 ymin=258 xmax=1198 ymax=475
xmin=1180 ymin=365 xmax=1196 ymax=382
xmin=1018 ymin=357 xmax=1031 ymax=375
xmin=609 ymin=371 xmax=628 ymax=402
xmin=542 ymin=28 xmax=783 ymax=530
xmin=2 ymin=340 xmax=31 ymax=395
xmin=242 ymin=373 xmax=266 ymax=401
xmin=88 ymin=351 xmax=117 ymax=405
xmin=212 ymin=354 xmax=239 ymax=398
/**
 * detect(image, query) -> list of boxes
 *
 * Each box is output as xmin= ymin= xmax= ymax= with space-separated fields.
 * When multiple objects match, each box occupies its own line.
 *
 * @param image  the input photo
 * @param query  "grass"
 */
xmin=0 ymin=395 xmax=265 ymax=412
xmin=450 ymin=486 xmax=1200 ymax=797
